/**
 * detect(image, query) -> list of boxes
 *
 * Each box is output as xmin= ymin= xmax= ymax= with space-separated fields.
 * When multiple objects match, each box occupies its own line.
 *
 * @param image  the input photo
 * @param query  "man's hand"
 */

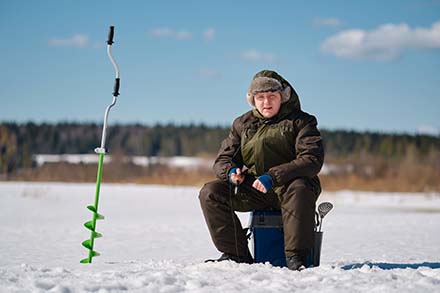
xmin=229 ymin=168 xmax=245 ymax=185
xmin=252 ymin=174 xmax=273 ymax=193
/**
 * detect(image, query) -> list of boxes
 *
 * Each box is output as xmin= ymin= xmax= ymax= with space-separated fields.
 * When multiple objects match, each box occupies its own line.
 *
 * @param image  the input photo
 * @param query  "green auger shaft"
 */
xmin=81 ymin=25 xmax=120 ymax=264
xmin=81 ymin=153 xmax=105 ymax=263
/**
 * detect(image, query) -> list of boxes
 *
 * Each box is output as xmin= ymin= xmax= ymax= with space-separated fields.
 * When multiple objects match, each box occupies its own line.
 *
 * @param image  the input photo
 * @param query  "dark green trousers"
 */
xmin=199 ymin=175 xmax=319 ymax=258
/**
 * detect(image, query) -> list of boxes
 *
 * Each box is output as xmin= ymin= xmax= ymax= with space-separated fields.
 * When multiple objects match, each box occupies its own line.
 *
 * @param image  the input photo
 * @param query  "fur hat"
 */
xmin=246 ymin=76 xmax=291 ymax=106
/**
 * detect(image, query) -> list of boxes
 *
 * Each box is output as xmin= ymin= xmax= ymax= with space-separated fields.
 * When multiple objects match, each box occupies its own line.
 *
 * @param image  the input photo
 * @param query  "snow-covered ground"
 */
xmin=1 ymin=182 xmax=439 ymax=292
xmin=32 ymin=155 xmax=213 ymax=170
xmin=33 ymin=154 xmax=351 ymax=175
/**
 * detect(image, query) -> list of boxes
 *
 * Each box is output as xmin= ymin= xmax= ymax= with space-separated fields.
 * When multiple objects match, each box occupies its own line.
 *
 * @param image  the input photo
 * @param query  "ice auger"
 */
xmin=81 ymin=26 xmax=120 ymax=264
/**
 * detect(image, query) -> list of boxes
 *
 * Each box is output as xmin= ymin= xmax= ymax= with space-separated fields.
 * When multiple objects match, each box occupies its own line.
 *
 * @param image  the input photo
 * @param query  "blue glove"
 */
xmin=257 ymin=174 xmax=273 ymax=191
xmin=228 ymin=167 xmax=238 ymax=184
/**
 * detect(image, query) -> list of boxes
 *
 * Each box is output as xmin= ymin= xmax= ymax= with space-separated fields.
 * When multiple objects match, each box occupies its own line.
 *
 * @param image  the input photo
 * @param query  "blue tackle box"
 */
xmin=249 ymin=210 xmax=322 ymax=267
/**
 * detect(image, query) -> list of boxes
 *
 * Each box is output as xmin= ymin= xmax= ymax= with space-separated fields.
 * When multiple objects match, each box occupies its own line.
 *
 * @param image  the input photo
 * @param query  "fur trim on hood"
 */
xmin=246 ymin=71 xmax=295 ymax=107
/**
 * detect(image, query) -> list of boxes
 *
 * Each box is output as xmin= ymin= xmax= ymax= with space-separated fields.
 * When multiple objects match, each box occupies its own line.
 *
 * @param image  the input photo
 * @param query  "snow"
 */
xmin=33 ymin=154 xmax=213 ymax=170
xmin=33 ymin=154 xmax=347 ymax=173
xmin=1 ymin=182 xmax=440 ymax=292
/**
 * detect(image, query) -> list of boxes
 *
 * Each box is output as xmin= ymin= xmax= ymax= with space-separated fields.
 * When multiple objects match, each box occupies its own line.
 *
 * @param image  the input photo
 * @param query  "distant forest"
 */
xmin=1 ymin=122 xmax=439 ymax=175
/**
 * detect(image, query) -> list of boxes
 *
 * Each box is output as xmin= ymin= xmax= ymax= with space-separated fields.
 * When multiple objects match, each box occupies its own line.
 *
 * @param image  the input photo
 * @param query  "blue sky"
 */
xmin=1 ymin=0 xmax=439 ymax=134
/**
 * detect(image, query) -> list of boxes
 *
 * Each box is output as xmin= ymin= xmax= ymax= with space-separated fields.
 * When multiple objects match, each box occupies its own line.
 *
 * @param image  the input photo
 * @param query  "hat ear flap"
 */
xmin=281 ymin=86 xmax=291 ymax=103
xmin=246 ymin=92 xmax=255 ymax=107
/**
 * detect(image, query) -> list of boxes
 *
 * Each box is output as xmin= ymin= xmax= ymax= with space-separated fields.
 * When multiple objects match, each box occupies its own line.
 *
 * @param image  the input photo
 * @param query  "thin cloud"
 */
xmin=149 ymin=27 xmax=192 ymax=40
xmin=149 ymin=27 xmax=174 ymax=37
xmin=321 ymin=21 xmax=440 ymax=61
xmin=240 ymin=49 xmax=276 ymax=63
xmin=175 ymin=30 xmax=192 ymax=40
xmin=48 ymin=34 xmax=89 ymax=48
xmin=203 ymin=28 xmax=215 ymax=42
xmin=313 ymin=17 xmax=343 ymax=28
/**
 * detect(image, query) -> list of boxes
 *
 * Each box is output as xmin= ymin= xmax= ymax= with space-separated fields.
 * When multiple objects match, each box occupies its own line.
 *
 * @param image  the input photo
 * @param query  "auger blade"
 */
xmin=84 ymin=221 xmax=95 ymax=231
xmin=90 ymin=250 xmax=101 ymax=257
xmin=86 ymin=205 xmax=105 ymax=220
xmin=87 ymin=205 xmax=97 ymax=212
xmin=82 ymin=239 xmax=93 ymax=249
xmin=80 ymin=250 xmax=100 ymax=263
xmin=80 ymin=250 xmax=101 ymax=263
xmin=92 ymin=231 xmax=103 ymax=238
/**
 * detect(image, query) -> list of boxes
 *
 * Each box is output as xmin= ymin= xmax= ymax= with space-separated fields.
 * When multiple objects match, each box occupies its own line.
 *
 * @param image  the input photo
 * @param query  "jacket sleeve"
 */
xmin=267 ymin=115 xmax=324 ymax=186
xmin=213 ymin=117 xmax=244 ymax=181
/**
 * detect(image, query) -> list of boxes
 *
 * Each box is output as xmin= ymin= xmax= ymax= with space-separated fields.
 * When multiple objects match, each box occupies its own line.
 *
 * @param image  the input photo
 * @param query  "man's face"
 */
xmin=254 ymin=91 xmax=282 ymax=118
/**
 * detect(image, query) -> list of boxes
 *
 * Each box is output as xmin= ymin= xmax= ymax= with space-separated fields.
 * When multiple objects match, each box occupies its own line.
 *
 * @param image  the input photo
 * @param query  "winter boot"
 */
xmin=205 ymin=252 xmax=253 ymax=264
xmin=286 ymin=249 xmax=308 ymax=271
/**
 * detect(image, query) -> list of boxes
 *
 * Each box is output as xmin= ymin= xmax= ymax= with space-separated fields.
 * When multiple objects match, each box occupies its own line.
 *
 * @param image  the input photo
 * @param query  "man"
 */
xmin=199 ymin=70 xmax=324 ymax=270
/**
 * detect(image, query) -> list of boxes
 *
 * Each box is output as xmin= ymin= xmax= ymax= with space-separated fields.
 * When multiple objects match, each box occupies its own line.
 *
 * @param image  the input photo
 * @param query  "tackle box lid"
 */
xmin=250 ymin=210 xmax=283 ymax=228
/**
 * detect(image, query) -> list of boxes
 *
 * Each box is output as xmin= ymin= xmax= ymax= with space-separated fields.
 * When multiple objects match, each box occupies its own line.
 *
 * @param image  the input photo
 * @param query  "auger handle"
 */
xmin=107 ymin=26 xmax=120 ymax=97
xmin=98 ymin=26 xmax=120 ymax=150
xmin=107 ymin=26 xmax=115 ymax=45
xmin=113 ymin=78 xmax=120 ymax=97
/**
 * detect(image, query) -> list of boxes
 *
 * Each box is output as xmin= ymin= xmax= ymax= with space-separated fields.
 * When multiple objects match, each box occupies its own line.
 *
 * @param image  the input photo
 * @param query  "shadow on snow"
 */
xmin=342 ymin=262 xmax=440 ymax=270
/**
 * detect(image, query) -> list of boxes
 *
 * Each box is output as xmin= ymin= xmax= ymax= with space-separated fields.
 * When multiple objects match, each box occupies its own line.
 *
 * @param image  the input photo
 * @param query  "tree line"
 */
xmin=1 ymin=122 xmax=439 ymax=175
